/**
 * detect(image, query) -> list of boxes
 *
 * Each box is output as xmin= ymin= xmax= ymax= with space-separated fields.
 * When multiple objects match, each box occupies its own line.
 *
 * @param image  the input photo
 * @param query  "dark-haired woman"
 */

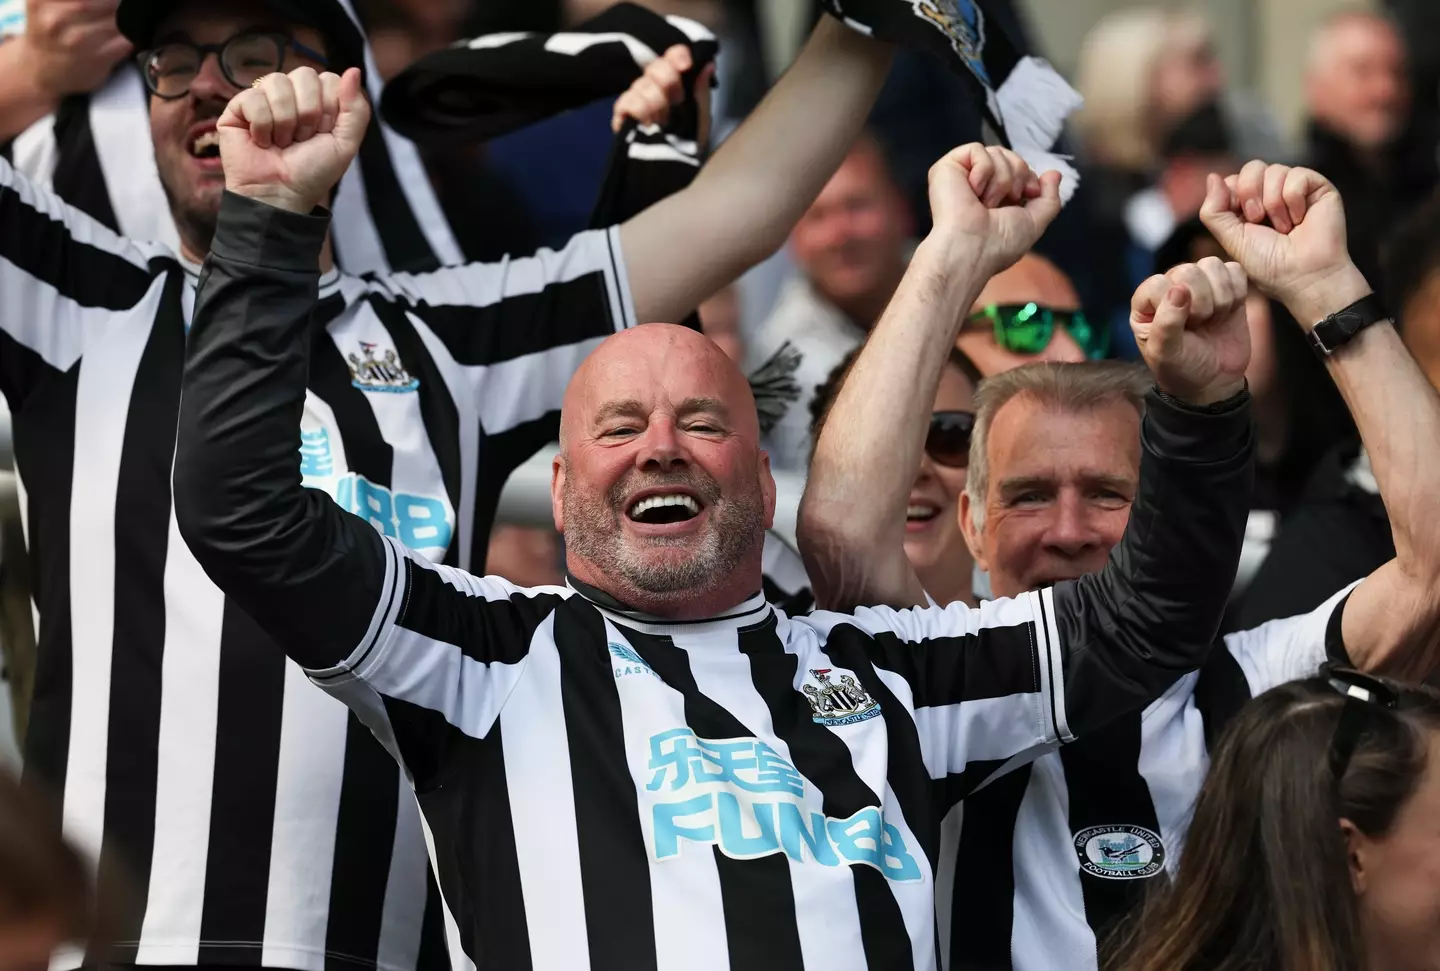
xmin=1110 ymin=670 xmax=1440 ymax=971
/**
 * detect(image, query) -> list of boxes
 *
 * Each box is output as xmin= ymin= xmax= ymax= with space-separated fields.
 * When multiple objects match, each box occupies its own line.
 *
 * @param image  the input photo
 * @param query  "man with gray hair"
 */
xmin=801 ymin=157 xmax=1440 ymax=969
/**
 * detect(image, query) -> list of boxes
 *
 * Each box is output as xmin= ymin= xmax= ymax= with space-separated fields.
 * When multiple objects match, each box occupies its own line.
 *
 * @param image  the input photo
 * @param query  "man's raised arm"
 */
xmin=1206 ymin=162 xmax=1440 ymax=682
xmin=799 ymin=145 xmax=1061 ymax=609
xmin=173 ymin=67 xmax=389 ymax=670
xmin=618 ymin=16 xmax=893 ymax=325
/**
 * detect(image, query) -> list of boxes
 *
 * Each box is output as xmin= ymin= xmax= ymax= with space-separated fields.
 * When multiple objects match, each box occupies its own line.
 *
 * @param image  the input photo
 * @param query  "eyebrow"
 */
xmin=997 ymin=473 xmax=1135 ymax=494
xmin=590 ymin=397 xmax=730 ymax=426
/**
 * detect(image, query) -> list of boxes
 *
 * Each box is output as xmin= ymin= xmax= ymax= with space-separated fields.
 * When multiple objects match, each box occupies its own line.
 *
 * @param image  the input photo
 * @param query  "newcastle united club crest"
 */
xmin=803 ymin=668 xmax=881 ymax=726
xmin=349 ymin=341 xmax=419 ymax=393
xmin=908 ymin=0 xmax=989 ymax=86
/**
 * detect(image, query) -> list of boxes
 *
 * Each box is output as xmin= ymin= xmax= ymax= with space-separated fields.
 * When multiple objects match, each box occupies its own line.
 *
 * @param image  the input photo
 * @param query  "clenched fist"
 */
xmin=1131 ymin=258 xmax=1251 ymax=405
xmin=611 ymin=44 xmax=715 ymax=150
xmin=219 ymin=66 xmax=370 ymax=215
xmin=926 ymin=143 xmax=1063 ymax=279
xmin=1200 ymin=160 xmax=1370 ymax=326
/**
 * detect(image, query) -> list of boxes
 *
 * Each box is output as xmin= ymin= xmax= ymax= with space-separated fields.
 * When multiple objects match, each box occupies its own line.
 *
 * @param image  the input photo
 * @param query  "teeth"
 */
xmin=191 ymin=130 xmax=220 ymax=154
xmin=906 ymin=504 xmax=939 ymax=520
xmin=630 ymin=494 xmax=700 ymax=517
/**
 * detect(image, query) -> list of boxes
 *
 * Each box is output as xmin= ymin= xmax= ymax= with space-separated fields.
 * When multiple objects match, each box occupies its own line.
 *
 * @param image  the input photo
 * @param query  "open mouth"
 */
xmin=190 ymin=130 xmax=221 ymax=160
xmin=627 ymin=493 xmax=702 ymax=525
xmin=906 ymin=503 xmax=940 ymax=524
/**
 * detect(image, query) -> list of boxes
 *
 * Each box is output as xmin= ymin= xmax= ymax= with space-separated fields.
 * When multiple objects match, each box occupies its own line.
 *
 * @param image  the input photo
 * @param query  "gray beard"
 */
xmin=562 ymin=478 xmax=764 ymax=596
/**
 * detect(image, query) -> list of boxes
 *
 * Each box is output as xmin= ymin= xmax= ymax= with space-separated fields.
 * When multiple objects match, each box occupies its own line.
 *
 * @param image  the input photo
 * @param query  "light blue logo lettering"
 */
xmin=609 ymin=642 xmax=661 ymax=681
xmin=299 ymin=428 xmax=335 ymax=478
xmin=643 ymin=728 xmax=921 ymax=881
xmin=333 ymin=473 xmax=453 ymax=552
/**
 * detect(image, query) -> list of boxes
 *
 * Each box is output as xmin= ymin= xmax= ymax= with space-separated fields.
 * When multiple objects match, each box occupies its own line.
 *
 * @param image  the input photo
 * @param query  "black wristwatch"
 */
xmin=1308 ymin=293 xmax=1389 ymax=358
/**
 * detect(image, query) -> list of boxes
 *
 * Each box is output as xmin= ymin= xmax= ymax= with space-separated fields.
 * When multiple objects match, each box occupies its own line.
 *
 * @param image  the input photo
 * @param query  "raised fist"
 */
xmin=15 ymin=0 xmax=133 ymax=99
xmin=218 ymin=66 xmax=370 ymax=215
xmin=611 ymin=44 xmax=715 ymax=151
xmin=926 ymin=143 xmax=1063 ymax=279
xmin=1200 ymin=160 xmax=1368 ymax=325
xmin=1131 ymin=257 xmax=1251 ymax=405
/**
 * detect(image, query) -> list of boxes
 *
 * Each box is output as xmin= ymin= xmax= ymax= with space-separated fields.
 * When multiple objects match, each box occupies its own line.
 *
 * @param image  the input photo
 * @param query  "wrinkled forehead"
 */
xmin=986 ymin=395 xmax=1141 ymax=486
xmin=566 ymin=333 xmax=754 ymax=433
xmin=975 ymin=258 xmax=1081 ymax=312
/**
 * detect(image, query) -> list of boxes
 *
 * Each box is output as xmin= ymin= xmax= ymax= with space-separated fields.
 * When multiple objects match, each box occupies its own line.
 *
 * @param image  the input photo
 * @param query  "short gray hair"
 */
xmin=966 ymin=362 xmax=1152 ymax=531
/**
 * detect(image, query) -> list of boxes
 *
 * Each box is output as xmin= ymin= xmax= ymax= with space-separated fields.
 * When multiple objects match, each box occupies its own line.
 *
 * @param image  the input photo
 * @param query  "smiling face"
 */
xmin=962 ymin=393 xmax=1140 ymax=599
xmin=148 ymin=0 xmax=329 ymax=259
xmin=904 ymin=364 xmax=976 ymax=596
xmin=554 ymin=324 xmax=776 ymax=617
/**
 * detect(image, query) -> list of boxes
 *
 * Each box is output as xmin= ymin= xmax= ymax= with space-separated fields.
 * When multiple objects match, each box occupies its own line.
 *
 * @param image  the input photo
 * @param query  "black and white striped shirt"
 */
xmin=172 ymin=193 xmax=1257 ymax=971
xmin=0 ymin=152 xmax=634 ymax=970
xmin=938 ymin=583 xmax=1357 ymax=971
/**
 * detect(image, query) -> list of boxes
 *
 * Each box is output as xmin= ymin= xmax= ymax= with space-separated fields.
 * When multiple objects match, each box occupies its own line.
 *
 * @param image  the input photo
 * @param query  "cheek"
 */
xmin=933 ymin=466 xmax=968 ymax=504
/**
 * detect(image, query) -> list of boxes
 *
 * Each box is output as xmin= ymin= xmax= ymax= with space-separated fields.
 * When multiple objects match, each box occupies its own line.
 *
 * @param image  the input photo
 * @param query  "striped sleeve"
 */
xmin=0 ymin=153 xmax=161 ymax=404
xmin=305 ymin=535 xmax=568 ymax=790
xmin=1221 ymin=580 xmax=1360 ymax=695
xmin=380 ymin=226 xmax=636 ymax=369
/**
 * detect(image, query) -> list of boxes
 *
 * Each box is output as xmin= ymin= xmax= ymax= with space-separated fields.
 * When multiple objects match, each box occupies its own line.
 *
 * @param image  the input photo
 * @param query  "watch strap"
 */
xmin=1308 ymin=293 xmax=1388 ymax=357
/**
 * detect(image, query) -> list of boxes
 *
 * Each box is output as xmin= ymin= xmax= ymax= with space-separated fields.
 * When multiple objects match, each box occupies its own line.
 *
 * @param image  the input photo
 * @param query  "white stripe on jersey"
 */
xmin=377 ymin=781 xmax=431 ymax=971
xmin=63 ymin=299 xmax=158 ymax=868
xmin=89 ymin=70 xmax=180 ymax=252
xmin=499 ymin=616 xmax=592 ymax=969
xmin=135 ymin=512 xmax=225 ymax=965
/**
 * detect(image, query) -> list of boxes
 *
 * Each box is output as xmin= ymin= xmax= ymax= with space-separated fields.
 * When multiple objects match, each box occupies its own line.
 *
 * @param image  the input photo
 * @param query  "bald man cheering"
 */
xmin=174 ymin=68 xmax=1256 ymax=971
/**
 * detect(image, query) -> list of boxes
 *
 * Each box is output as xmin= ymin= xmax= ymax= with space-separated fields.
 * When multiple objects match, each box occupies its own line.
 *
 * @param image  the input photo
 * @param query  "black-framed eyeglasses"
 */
xmin=1324 ymin=665 xmax=1401 ymax=784
xmin=139 ymin=31 xmax=330 ymax=100
xmin=967 ymin=302 xmax=1110 ymax=361
xmin=925 ymin=410 xmax=976 ymax=469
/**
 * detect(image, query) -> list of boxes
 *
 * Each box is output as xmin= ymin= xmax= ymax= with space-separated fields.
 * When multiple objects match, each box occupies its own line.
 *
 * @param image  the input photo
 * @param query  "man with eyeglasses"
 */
xmin=801 ymin=156 xmax=1440 ymax=971
xmin=0 ymin=2 xmax=915 ymax=971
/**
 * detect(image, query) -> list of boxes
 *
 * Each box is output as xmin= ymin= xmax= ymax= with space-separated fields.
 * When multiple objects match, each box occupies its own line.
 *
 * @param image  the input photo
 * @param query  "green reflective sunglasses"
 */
xmin=968 ymin=302 xmax=1110 ymax=361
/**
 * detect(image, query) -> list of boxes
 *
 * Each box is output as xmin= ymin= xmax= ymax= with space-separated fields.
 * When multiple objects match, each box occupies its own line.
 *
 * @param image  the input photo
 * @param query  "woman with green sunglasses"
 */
xmin=956 ymin=252 xmax=1100 ymax=375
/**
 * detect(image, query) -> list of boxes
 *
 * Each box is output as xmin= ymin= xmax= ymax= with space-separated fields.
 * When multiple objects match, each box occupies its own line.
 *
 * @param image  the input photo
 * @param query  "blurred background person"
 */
xmin=0 ymin=771 xmax=94 ymax=971
xmin=955 ymin=253 xmax=1093 ymax=376
xmin=1303 ymin=9 xmax=1437 ymax=284
xmin=743 ymin=131 xmax=913 ymax=471
xmin=1110 ymin=673 xmax=1440 ymax=971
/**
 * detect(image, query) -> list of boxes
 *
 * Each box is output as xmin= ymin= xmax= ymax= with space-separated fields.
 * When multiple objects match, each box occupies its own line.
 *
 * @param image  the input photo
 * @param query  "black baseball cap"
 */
xmin=116 ymin=0 xmax=365 ymax=74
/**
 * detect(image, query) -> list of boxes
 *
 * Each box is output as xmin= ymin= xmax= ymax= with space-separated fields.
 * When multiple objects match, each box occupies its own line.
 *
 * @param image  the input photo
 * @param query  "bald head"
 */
xmin=1305 ymin=11 xmax=1408 ymax=150
xmin=560 ymin=323 xmax=759 ymax=452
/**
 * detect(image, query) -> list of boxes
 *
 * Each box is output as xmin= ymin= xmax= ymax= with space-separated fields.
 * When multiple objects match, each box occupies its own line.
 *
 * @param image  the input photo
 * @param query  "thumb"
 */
xmin=1198 ymin=172 xmax=1245 ymax=255
xmin=332 ymin=68 xmax=371 ymax=146
xmin=1022 ymin=170 xmax=1063 ymax=230
xmin=1149 ymin=284 xmax=1191 ymax=360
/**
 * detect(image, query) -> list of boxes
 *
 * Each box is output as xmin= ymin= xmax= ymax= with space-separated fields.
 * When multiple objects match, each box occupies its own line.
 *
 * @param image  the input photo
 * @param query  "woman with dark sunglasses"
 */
xmin=1109 ymin=671 xmax=1440 ymax=971
xmin=810 ymin=346 xmax=981 ymax=607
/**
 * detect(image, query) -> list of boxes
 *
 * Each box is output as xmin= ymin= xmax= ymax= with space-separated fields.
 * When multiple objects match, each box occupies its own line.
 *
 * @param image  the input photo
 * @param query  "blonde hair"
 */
xmin=1074 ymin=8 xmax=1213 ymax=171
xmin=966 ymin=362 xmax=1151 ymax=531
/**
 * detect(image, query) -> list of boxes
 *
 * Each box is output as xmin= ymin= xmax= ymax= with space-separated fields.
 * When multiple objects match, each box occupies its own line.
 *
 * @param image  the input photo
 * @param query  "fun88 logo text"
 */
xmin=335 ymin=474 xmax=452 ymax=551
xmin=644 ymin=728 xmax=921 ymax=881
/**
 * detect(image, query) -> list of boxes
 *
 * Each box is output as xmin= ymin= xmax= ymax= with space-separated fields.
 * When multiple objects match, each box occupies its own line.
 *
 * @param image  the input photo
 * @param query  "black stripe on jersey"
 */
xmin=50 ymin=95 xmax=121 ymax=232
xmin=311 ymin=308 xmax=395 ymax=489
xmin=629 ymin=625 xmax=804 ymax=971
xmin=1059 ymin=716 xmax=1163 ymax=949
xmin=739 ymin=619 xmax=914 ymax=971
xmin=324 ymin=717 xmax=401 ymax=971
xmin=946 ymin=765 xmax=1032 ymax=971
xmin=398 ymin=563 xmax=560 ymax=666
xmin=413 ymin=270 xmax=618 ymax=368
xmin=357 ymin=121 xmax=439 ymax=275
xmin=1191 ymin=643 xmax=1254 ymax=752
xmin=415 ymin=869 xmax=452 ymax=971
xmin=856 ymin=617 xmax=1037 ymax=709
xmin=375 ymin=303 xmax=463 ymax=567
xmin=825 ymin=630 xmax=936 ymax=869
xmin=415 ymin=769 xmax=482 ymax=968
xmin=554 ymin=601 xmax=658 ymax=971
xmin=94 ymin=277 xmax=185 ymax=953
xmin=0 ymin=161 xmax=151 ymax=312
xmin=460 ymin=724 xmax=532 ymax=970
xmin=198 ymin=603 xmax=287 ymax=964
xmin=15 ymin=361 xmax=79 ymax=807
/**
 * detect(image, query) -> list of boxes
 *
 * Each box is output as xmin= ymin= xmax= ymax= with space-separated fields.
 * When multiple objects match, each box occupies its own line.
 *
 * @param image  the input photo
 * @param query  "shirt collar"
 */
xmin=565 ymin=574 xmax=773 ymax=634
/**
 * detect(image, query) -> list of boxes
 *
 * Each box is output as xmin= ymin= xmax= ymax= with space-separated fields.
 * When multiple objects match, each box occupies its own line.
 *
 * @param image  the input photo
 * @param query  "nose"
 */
xmin=635 ymin=418 xmax=691 ymax=473
xmin=189 ymin=52 xmax=240 ymax=102
xmin=1040 ymin=325 xmax=1087 ymax=363
xmin=1042 ymin=491 xmax=1102 ymax=558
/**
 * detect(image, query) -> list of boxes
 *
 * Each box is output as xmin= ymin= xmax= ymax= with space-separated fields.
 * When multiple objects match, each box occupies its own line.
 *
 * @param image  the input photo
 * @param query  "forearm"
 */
xmin=173 ymin=191 xmax=386 ymax=669
xmin=799 ymin=235 xmax=988 ymax=609
xmin=621 ymin=16 xmax=893 ymax=323
xmin=0 ymin=41 xmax=57 ymax=142
xmin=1057 ymin=392 xmax=1254 ymax=736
